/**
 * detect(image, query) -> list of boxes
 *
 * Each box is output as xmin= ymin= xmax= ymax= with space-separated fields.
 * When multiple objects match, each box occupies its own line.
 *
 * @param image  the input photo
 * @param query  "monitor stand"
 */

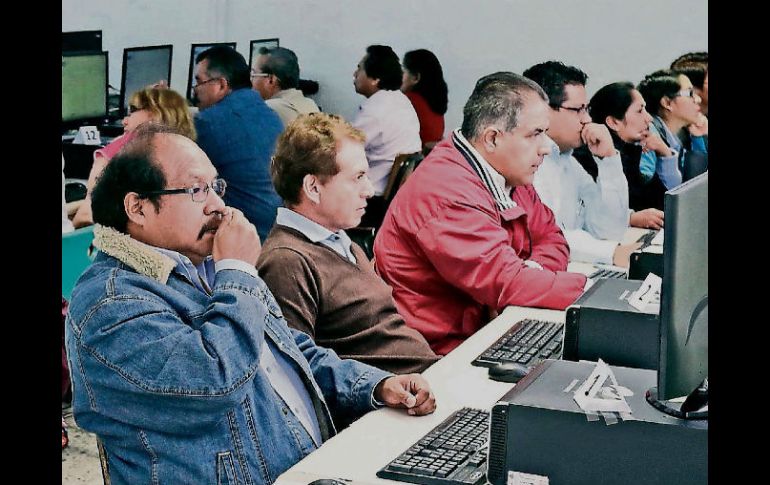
xmin=646 ymin=377 xmax=708 ymax=420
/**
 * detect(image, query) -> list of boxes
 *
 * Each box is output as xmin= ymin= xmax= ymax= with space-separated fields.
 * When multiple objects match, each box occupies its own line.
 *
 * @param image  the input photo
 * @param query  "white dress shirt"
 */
xmin=351 ymin=89 xmax=421 ymax=195
xmin=533 ymin=137 xmax=630 ymax=265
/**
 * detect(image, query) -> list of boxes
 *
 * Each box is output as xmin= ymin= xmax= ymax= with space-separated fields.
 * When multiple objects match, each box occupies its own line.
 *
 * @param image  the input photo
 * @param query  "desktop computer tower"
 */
xmin=629 ymin=248 xmax=663 ymax=281
xmin=564 ymin=278 xmax=659 ymax=370
xmin=487 ymin=360 xmax=707 ymax=485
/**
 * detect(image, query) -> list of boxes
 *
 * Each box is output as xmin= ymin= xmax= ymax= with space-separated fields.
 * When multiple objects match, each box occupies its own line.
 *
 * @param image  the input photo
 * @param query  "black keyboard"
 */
xmin=637 ymin=230 xmax=659 ymax=250
xmin=471 ymin=318 xmax=563 ymax=369
xmin=376 ymin=407 xmax=489 ymax=485
xmin=588 ymin=268 xmax=627 ymax=280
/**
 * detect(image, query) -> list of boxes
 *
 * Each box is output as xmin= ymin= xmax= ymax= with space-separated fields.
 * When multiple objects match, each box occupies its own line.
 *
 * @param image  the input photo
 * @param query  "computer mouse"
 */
xmin=307 ymin=480 xmax=347 ymax=485
xmin=488 ymin=362 xmax=530 ymax=383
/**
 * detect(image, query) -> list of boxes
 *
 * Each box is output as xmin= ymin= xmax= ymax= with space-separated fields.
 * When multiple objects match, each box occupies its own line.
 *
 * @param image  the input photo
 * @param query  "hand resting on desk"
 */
xmin=374 ymin=374 xmax=436 ymax=416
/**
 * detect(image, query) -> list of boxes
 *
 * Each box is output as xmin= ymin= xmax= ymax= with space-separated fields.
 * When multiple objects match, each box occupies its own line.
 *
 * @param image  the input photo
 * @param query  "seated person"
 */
xmin=581 ymin=81 xmax=671 ymax=212
xmin=251 ymin=46 xmax=320 ymax=126
xmin=637 ymin=70 xmax=708 ymax=194
xmin=352 ymin=45 xmax=421 ymax=227
xmin=193 ymin=45 xmax=284 ymax=241
xmin=257 ymin=113 xmax=439 ymax=374
xmin=72 ymin=86 xmax=196 ymax=228
xmin=401 ymin=49 xmax=448 ymax=153
xmin=671 ymin=52 xmax=708 ymax=117
xmin=64 ymin=123 xmax=435 ymax=485
xmin=374 ymin=72 xmax=588 ymax=355
xmin=523 ymin=61 xmax=661 ymax=267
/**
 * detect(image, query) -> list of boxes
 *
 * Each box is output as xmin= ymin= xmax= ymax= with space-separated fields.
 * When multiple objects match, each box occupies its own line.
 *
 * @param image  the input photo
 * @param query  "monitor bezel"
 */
xmin=657 ymin=172 xmax=708 ymax=401
xmin=248 ymin=38 xmax=280 ymax=69
xmin=61 ymin=51 xmax=109 ymax=130
xmin=119 ymin=44 xmax=174 ymax=117
xmin=62 ymin=30 xmax=103 ymax=54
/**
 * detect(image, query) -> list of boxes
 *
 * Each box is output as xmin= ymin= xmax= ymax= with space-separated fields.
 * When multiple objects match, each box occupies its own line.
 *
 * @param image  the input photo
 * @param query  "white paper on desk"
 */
xmin=508 ymin=470 xmax=549 ymax=485
xmin=573 ymin=359 xmax=632 ymax=414
xmin=627 ymin=273 xmax=662 ymax=313
xmin=651 ymin=229 xmax=664 ymax=246
xmin=73 ymin=125 xmax=102 ymax=146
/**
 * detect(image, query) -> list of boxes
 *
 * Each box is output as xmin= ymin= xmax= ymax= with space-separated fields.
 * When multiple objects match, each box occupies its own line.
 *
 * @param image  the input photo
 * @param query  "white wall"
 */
xmin=63 ymin=0 xmax=707 ymax=133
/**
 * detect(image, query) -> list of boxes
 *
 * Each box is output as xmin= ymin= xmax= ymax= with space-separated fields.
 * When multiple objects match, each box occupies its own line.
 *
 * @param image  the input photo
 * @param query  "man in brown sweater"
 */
xmin=257 ymin=113 xmax=439 ymax=374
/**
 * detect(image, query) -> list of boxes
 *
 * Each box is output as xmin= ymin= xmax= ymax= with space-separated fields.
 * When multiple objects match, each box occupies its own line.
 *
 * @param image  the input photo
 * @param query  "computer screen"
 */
xmin=186 ymin=42 xmax=237 ymax=101
xmin=120 ymin=45 xmax=173 ymax=116
xmin=62 ymin=52 xmax=108 ymax=126
xmin=249 ymin=38 xmax=280 ymax=69
xmin=62 ymin=30 xmax=102 ymax=53
xmin=658 ymin=172 xmax=708 ymax=400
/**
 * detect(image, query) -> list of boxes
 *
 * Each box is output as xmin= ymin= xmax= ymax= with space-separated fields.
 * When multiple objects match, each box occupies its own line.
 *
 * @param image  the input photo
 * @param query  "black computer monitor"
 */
xmin=62 ymin=30 xmax=103 ymax=53
xmin=248 ymin=38 xmax=280 ymax=69
xmin=62 ymin=52 xmax=109 ymax=129
xmin=647 ymin=172 xmax=708 ymax=417
xmin=120 ymin=45 xmax=173 ymax=116
xmin=186 ymin=42 xmax=237 ymax=101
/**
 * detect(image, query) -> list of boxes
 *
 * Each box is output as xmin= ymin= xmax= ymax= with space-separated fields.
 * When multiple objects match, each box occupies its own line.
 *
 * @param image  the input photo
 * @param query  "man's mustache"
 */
xmin=198 ymin=214 xmax=224 ymax=239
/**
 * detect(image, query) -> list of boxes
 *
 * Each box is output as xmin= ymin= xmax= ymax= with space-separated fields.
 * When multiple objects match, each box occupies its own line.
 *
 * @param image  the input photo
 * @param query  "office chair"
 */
xmin=62 ymin=226 xmax=96 ymax=300
xmin=358 ymin=152 xmax=424 ymax=231
xmin=382 ymin=152 xmax=424 ymax=204
xmin=347 ymin=226 xmax=376 ymax=260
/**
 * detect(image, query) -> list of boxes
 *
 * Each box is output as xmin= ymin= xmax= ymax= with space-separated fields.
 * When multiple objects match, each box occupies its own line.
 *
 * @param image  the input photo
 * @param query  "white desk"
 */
xmin=276 ymin=228 xmax=645 ymax=484
xmin=276 ymin=305 xmax=565 ymax=485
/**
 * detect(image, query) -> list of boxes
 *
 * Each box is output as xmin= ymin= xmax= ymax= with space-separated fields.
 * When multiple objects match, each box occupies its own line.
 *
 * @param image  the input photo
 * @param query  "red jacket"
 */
xmin=374 ymin=136 xmax=587 ymax=355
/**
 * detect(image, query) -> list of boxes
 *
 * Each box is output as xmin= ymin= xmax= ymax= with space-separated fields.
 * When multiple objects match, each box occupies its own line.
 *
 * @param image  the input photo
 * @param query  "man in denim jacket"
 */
xmin=64 ymin=124 xmax=436 ymax=485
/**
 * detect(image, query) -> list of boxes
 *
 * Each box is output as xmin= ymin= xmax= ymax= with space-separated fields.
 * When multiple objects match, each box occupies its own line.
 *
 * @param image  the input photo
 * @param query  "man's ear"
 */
xmin=124 ymin=192 xmax=148 ymax=226
xmin=479 ymin=126 xmax=499 ymax=152
xmin=301 ymin=174 xmax=321 ymax=204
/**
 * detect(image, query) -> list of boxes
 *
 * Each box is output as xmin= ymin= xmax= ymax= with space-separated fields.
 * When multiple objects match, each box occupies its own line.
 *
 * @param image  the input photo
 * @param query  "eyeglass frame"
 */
xmin=553 ymin=104 xmax=589 ymax=115
xmin=671 ymin=88 xmax=696 ymax=99
xmin=250 ymin=69 xmax=270 ymax=80
xmin=138 ymin=178 xmax=227 ymax=203
xmin=192 ymin=76 xmax=223 ymax=90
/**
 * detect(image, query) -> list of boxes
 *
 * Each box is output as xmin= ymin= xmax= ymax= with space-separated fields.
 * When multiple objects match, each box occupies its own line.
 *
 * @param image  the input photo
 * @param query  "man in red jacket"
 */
xmin=374 ymin=72 xmax=588 ymax=355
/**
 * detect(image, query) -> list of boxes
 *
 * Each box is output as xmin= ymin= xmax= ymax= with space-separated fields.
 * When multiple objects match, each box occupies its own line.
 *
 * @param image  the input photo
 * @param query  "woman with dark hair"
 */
xmin=584 ymin=82 xmax=671 ymax=211
xmin=401 ymin=49 xmax=448 ymax=153
xmin=637 ymin=70 xmax=707 ymax=192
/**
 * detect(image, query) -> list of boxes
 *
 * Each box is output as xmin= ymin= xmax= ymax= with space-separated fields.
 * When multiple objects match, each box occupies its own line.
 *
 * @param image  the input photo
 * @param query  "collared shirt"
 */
xmin=276 ymin=207 xmax=357 ymax=264
xmin=351 ymin=89 xmax=421 ymax=195
xmin=148 ymin=244 xmax=323 ymax=446
xmin=533 ymin=137 xmax=628 ymax=265
xmin=265 ymin=88 xmax=320 ymax=126
xmin=452 ymin=129 xmax=516 ymax=211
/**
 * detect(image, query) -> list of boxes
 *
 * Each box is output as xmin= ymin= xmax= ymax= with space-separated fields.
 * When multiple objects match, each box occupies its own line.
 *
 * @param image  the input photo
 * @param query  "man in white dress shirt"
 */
xmin=351 ymin=45 xmax=421 ymax=206
xmin=524 ymin=61 xmax=663 ymax=267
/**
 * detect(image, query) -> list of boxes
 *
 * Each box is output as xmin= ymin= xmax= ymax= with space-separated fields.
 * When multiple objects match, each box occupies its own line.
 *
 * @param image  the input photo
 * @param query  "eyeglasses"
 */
xmin=139 ymin=178 xmax=227 ymax=203
xmin=193 ymin=77 xmax=222 ymax=89
xmin=127 ymin=105 xmax=144 ymax=114
xmin=672 ymin=88 xmax=696 ymax=99
xmin=250 ymin=69 xmax=269 ymax=80
xmin=557 ymin=104 xmax=589 ymax=115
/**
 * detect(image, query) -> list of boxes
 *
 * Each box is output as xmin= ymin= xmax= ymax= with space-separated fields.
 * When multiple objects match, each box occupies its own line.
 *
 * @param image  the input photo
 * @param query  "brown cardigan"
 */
xmin=257 ymin=225 xmax=439 ymax=374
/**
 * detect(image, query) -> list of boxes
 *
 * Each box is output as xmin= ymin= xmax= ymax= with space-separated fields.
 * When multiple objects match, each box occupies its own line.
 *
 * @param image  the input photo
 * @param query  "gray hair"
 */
xmin=258 ymin=46 xmax=300 ymax=89
xmin=461 ymin=71 xmax=547 ymax=140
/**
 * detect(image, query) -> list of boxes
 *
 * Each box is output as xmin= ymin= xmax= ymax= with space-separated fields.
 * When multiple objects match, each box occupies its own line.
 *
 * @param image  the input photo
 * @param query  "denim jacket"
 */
xmin=64 ymin=225 xmax=391 ymax=485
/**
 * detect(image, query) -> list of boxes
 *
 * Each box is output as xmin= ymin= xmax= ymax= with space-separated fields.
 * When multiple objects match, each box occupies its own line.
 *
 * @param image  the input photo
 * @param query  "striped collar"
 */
xmin=452 ymin=129 xmax=517 ymax=211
